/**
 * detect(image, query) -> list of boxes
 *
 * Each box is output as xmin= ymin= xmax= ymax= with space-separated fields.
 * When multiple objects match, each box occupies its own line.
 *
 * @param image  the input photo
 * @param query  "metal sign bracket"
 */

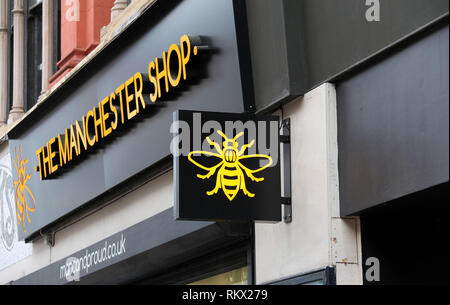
xmin=42 ymin=231 xmax=56 ymax=247
xmin=280 ymin=118 xmax=292 ymax=223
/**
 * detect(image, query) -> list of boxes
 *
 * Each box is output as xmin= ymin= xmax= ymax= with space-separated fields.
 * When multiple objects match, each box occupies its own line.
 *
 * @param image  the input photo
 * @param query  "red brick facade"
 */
xmin=49 ymin=0 xmax=114 ymax=87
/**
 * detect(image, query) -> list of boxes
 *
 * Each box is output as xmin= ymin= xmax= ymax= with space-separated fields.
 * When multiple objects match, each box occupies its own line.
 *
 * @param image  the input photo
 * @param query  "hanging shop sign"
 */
xmin=173 ymin=110 xmax=281 ymax=222
xmin=8 ymin=0 xmax=253 ymax=241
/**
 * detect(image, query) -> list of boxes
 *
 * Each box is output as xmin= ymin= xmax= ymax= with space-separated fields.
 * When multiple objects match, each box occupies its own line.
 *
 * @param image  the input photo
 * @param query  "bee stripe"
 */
xmin=223 ymin=179 xmax=240 ymax=186
xmin=223 ymin=169 xmax=238 ymax=177
xmin=224 ymin=185 xmax=238 ymax=190
xmin=225 ymin=166 xmax=236 ymax=171
xmin=223 ymin=175 xmax=238 ymax=180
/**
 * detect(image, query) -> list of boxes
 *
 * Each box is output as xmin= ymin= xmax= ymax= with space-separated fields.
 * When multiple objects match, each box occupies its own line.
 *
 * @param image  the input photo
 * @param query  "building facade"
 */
xmin=0 ymin=0 xmax=448 ymax=285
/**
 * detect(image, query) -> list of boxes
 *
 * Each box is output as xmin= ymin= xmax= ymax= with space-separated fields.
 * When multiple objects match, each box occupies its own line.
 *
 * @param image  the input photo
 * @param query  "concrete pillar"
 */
xmin=254 ymin=83 xmax=363 ymax=285
xmin=41 ymin=0 xmax=53 ymax=94
xmin=110 ymin=0 xmax=128 ymax=22
xmin=8 ymin=0 xmax=24 ymax=123
xmin=0 ymin=0 xmax=8 ymax=126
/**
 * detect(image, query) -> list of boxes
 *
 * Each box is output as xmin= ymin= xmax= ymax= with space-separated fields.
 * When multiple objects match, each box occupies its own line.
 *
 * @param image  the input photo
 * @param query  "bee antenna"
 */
xmin=234 ymin=132 xmax=244 ymax=141
xmin=217 ymin=130 xmax=228 ymax=140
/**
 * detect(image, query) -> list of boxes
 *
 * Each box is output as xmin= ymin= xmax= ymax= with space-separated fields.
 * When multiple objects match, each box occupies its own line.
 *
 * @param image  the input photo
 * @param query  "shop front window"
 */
xmin=189 ymin=266 xmax=248 ymax=285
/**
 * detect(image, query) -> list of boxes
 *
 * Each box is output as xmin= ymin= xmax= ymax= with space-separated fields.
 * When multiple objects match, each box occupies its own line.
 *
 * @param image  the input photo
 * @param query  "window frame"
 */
xmin=131 ymin=240 xmax=252 ymax=285
xmin=25 ymin=0 xmax=43 ymax=111
xmin=6 ymin=0 xmax=61 ymax=117
xmin=7 ymin=0 xmax=13 ymax=115
xmin=269 ymin=267 xmax=336 ymax=285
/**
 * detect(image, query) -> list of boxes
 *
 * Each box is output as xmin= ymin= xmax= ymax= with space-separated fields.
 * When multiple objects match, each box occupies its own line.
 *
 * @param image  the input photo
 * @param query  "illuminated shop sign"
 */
xmin=173 ymin=110 xmax=281 ymax=222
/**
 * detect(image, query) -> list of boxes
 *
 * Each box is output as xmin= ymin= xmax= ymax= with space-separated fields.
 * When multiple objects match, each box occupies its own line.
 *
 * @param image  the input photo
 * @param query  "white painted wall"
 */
xmin=0 ymin=153 xmax=32 ymax=272
xmin=255 ymin=83 xmax=363 ymax=285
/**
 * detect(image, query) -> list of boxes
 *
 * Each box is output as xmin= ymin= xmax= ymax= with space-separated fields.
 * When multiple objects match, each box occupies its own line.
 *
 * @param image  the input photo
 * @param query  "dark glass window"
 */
xmin=6 ymin=0 xmax=61 ymax=116
xmin=7 ymin=0 xmax=13 ymax=114
xmin=53 ymin=0 xmax=61 ymax=73
xmin=26 ymin=0 xmax=42 ymax=111
xmin=133 ymin=241 xmax=251 ymax=285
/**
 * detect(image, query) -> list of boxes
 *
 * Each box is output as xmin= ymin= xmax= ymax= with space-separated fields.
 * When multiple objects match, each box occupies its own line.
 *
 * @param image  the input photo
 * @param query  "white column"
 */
xmin=254 ymin=83 xmax=363 ymax=285
xmin=110 ymin=0 xmax=128 ymax=22
xmin=0 ymin=0 xmax=8 ymax=126
xmin=8 ymin=0 xmax=24 ymax=123
xmin=41 ymin=0 xmax=53 ymax=94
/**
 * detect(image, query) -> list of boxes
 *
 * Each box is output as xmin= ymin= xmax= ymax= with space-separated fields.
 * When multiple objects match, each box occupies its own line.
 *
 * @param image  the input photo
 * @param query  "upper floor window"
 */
xmin=7 ymin=0 xmax=60 ymax=112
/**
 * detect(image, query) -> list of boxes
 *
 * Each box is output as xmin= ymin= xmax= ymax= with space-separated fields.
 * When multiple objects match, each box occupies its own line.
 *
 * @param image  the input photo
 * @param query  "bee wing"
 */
xmin=24 ymin=185 xmax=36 ymax=211
xmin=188 ymin=151 xmax=224 ymax=171
xmin=238 ymin=154 xmax=273 ymax=173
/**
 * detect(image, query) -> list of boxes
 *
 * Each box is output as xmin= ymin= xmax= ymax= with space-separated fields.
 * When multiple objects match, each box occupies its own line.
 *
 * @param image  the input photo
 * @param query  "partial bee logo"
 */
xmin=0 ymin=163 xmax=15 ymax=251
xmin=11 ymin=147 xmax=36 ymax=233
xmin=188 ymin=131 xmax=272 ymax=201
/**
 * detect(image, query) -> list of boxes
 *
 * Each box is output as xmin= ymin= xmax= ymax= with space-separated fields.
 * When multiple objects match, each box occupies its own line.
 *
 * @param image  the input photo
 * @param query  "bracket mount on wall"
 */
xmin=280 ymin=118 xmax=292 ymax=223
xmin=44 ymin=231 xmax=55 ymax=247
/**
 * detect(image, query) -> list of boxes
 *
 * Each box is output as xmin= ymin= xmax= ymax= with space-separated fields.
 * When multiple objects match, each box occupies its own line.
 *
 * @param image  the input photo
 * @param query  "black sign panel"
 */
xmin=337 ymin=24 xmax=449 ymax=216
xmin=174 ymin=110 xmax=281 ymax=222
xmin=246 ymin=0 xmax=449 ymax=111
xmin=8 ymin=0 xmax=253 ymax=241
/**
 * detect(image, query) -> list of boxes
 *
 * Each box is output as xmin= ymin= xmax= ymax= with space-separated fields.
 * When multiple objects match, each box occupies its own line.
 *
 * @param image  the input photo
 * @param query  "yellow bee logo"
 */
xmin=11 ymin=146 xmax=36 ymax=233
xmin=188 ymin=131 xmax=272 ymax=201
